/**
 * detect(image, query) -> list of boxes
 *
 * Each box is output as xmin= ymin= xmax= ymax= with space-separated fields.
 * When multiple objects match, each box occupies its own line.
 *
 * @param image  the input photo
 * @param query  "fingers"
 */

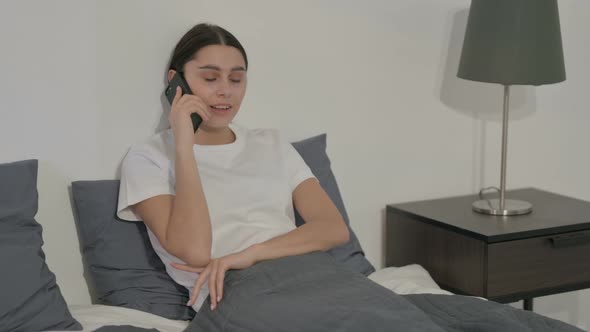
xmin=170 ymin=262 xmax=205 ymax=273
xmin=188 ymin=268 xmax=209 ymax=307
xmin=169 ymin=93 xmax=212 ymax=139
xmin=184 ymin=259 xmax=227 ymax=311
xmin=209 ymin=260 xmax=219 ymax=310
xmin=216 ymin=264 xmax=226 ymax=303
xmin=176 ymin=95 xmax=212 ymax=119
xmin=193 ymin=99 xmax=212 ymax=121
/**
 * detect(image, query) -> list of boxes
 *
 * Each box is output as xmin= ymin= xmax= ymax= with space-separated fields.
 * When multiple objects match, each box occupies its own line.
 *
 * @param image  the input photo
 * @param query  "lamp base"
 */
xmin=472 ymin=199 xmax=532 ymax=216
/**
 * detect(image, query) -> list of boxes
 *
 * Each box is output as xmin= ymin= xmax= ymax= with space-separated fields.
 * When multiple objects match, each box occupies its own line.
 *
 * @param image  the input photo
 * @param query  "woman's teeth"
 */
xmin=210 ymin=105 xmax=231 ymax=116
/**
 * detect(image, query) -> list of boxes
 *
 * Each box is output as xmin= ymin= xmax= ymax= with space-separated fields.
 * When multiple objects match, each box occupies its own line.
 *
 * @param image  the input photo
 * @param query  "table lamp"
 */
xmin=457 ymin=0 xmax=566 ymax=216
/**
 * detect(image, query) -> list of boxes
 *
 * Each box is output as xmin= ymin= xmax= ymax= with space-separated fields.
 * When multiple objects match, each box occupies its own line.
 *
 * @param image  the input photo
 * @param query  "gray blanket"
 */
xmin=182 ymin=252 xmax=584 ymax=332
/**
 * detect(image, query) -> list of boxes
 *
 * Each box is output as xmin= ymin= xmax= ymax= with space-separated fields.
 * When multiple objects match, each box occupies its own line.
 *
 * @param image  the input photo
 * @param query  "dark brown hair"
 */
xmin=168 ymin=23 xmax=248 ymax=72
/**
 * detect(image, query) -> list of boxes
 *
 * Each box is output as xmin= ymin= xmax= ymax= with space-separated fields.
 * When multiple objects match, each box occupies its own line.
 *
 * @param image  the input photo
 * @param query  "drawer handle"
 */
xmin=550 ymin=231 xmax=590 ymax=248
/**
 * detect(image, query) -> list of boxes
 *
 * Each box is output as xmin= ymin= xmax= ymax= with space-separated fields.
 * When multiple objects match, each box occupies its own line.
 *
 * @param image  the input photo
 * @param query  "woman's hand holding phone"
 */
xmin=169 ymin=86 xmax=212 ymax=150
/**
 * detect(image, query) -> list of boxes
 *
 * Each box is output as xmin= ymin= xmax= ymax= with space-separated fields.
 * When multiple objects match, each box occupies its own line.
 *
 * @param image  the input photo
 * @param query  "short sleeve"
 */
xmin=117 ymin=149 xmax=175 ymax=221
xmin=280 ymin=137 xmax=317 ymax=192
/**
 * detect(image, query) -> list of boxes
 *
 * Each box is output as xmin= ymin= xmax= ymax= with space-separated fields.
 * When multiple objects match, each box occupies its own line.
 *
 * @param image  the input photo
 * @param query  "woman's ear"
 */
xmin=167 ymin=69 xmax=177 ymax=83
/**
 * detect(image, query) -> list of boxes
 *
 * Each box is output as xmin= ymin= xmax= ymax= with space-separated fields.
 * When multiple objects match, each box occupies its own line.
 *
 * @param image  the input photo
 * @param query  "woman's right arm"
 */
xmin=133 ymin=147 xmax=211 ymax=267
xmin=132 ymin=87 xmax=213 ymax=267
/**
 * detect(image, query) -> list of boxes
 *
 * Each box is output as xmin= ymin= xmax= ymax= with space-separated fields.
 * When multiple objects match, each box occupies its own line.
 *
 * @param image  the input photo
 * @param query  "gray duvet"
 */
xmin=183 ymin=252 xmax=583 ymax=332
xmin=95 ymin=252 xmax=584 ymax=332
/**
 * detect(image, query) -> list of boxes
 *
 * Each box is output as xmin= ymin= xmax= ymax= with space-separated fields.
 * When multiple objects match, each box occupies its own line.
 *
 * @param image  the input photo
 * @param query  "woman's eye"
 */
xmin=204 ymin=78 xmax=216 ymax=82
xmin=230 ymin=79 xmax=242 ymax=83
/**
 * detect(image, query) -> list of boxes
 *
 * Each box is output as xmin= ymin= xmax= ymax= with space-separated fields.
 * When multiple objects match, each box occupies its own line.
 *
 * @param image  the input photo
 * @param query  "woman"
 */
xmin=116 ymin=23 xmax=350 ymax=313
xmin=116 ymin=23 xmax=582 ymax=332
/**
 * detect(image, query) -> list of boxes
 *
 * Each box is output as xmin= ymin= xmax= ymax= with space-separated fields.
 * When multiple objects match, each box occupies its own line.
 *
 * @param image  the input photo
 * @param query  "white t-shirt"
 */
xmin=116 ymin=123 xmax=316 ymax=312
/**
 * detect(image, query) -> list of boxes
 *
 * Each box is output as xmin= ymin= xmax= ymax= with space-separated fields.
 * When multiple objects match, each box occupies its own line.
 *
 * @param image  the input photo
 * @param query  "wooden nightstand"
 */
xmin=386 ymin=188 xmax=590 ymax=311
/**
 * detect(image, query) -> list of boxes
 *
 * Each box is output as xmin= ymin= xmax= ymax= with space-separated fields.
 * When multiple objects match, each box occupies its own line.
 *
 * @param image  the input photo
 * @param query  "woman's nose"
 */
xmin=216 ymin=79 xmax=231 ymax=97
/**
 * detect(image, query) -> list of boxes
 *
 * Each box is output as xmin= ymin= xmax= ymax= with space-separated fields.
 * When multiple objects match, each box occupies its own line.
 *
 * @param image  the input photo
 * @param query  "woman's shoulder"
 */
xmin=122 ymin=129 xmax=175 ymax=165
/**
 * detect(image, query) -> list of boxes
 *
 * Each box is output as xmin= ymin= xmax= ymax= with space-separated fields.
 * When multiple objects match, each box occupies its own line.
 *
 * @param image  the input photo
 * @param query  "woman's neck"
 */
xmin=194 ymin=124 xmax=235 ymax=145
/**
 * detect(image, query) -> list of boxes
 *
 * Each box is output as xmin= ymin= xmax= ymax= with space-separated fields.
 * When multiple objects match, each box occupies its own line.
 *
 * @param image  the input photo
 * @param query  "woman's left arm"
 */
xmin=249 ymin=177 xmax=350 ymax=261
xmin=172 ymin=178 xmax=349 ymax=310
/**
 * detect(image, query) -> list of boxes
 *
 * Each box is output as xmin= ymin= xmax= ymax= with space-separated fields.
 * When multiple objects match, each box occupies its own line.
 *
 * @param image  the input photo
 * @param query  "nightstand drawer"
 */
xmin=487 ymin=230 xmax=590 ymax=298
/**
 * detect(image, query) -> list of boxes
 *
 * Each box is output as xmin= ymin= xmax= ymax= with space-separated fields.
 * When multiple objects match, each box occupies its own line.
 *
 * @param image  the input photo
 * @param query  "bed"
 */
xmin=1 ymin=134 xmax=585 ymax=331
xmin=58 ymin=265 xmax=447 ymax=332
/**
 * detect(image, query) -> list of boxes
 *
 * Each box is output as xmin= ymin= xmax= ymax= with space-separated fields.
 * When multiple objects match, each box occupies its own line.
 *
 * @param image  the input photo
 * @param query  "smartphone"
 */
xmin=165 ymin=72 xmax=202 ymax=132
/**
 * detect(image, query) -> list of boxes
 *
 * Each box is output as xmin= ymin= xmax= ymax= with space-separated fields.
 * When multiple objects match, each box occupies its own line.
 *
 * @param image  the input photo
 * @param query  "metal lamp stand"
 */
xmin=472 ymin=85 xmax=533 ymax=216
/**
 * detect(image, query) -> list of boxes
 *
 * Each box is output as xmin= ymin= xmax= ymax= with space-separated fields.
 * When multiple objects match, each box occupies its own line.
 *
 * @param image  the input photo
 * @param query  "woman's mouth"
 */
xmin=210 ymin=104 xmax=232 ymax=116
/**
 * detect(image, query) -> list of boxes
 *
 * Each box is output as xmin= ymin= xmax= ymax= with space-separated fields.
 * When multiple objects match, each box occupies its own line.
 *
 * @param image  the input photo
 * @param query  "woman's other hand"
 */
xmin=170 ymin=245 xmax=259 ymax=310
xmin=169 ymin=86 xmax=212 ymax=149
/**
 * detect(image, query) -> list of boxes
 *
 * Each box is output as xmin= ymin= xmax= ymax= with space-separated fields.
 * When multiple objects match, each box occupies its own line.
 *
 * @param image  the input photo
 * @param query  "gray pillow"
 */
xmin=0 ymin=159 xmax=82 ymax=332
xmin=292 ymin=134 xmax=375 ymax=276
xmin=71 ymin=180 xmax=195 ymax=320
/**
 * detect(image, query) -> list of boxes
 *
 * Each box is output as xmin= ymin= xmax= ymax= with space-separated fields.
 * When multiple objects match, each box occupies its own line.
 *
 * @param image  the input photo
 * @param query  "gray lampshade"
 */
xmin=458 ymin=0 xmax=566 ymax=86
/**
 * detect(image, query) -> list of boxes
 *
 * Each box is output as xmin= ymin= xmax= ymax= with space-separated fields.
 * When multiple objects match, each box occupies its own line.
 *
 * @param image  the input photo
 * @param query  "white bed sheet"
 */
xmin=59 ymin=304 xmax=190 ymax=332
xmin=368 ymin=264 xmax=453 ymax=296
xmin=49 ymin=264 xmax=450 ymax=332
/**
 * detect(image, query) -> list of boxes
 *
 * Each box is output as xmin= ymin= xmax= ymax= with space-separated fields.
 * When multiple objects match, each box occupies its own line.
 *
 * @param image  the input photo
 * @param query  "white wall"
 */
xmin=1 ymin=0 xmax=588 ymax=329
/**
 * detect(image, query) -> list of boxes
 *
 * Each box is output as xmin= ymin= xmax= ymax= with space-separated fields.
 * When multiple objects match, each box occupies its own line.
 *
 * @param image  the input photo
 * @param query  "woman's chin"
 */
xmin=200 ymin=120 xmax=231 ymax=131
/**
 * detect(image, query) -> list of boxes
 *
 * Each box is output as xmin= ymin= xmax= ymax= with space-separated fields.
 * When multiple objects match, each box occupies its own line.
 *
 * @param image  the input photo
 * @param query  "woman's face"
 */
xmin=170 ymin=44 xmax=247 ymax=129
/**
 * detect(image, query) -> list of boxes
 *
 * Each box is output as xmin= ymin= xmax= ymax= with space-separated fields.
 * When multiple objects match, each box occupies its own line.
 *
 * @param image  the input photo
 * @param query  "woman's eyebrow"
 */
xmin=198 ymin=65 xmax=246 ymax=72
